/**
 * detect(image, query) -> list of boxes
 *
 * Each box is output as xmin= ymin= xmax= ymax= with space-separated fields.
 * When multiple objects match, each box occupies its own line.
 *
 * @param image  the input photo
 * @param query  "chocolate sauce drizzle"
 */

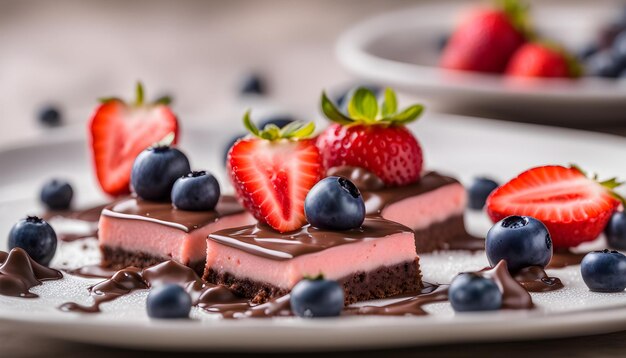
xmin=60 ymin=258 xmax=538 ymax=317
xmin=548 ymin=249 xmax=587 ymax=269
xmin=43 ymin=203 xmax=106 ymax=242
xmin=66 ymin=264 xmax=121 ymax=279
xmin=514 ymin=266 xmax=564 ymax=292
xmin=0 ymin=248 xmax=62 ymax=298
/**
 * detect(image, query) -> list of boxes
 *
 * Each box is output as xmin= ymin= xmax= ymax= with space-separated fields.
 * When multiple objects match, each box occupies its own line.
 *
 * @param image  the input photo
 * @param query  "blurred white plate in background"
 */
xmin=337 ymin=2 xmax=626 ymax=125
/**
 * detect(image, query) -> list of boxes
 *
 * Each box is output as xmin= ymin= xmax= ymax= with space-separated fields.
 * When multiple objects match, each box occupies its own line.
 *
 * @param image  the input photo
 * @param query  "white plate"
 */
xmin=336 ymin=2 xmax=626 ymax=124
xmin=1 ymin=115 xmax=626 ymax=352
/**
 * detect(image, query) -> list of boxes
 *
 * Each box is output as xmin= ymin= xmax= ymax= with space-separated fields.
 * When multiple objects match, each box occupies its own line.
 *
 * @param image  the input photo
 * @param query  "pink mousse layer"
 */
xmin=99 ymin=212 xmax=255 ymax=265
xmin=381 ymin=183 xmax=466 ymax=230
xmin=205 ymin=232 xmax=417 ymax=289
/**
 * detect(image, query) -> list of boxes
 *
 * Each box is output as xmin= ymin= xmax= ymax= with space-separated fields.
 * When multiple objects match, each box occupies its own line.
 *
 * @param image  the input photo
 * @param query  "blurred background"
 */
xmin=3 ymin=0 xmax=626 ymax=149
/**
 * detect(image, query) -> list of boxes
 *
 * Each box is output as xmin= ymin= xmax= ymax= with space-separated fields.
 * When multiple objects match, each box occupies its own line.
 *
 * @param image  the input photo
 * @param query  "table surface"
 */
xmin=2 ymin=0 xmax=626 ymax=356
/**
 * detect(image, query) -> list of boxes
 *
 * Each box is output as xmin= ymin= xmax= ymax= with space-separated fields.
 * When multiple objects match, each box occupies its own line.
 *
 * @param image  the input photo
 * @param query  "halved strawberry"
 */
xmin=89 ymin=83 xmax=178 ymax=196
xmin=486 ymin=165 xmax=623 ymax=248
xmin=228 ymin=114 xmax=323 ymax=233
xmin=317 ymin=87 xmax=424 ymax=187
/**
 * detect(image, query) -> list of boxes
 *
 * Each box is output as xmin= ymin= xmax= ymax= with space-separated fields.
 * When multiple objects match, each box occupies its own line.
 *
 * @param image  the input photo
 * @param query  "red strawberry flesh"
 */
xmin=228 ymin=138 xmax=323 ymax=233
xmin=486 ymin=166 xmax=620 ymax=248
xmin=89 ymin=101 xmax=178 ymax=196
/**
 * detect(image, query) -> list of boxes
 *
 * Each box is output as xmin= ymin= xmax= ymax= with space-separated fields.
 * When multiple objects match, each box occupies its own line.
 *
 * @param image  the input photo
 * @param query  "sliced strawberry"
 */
xmin=89 ymin=83 xmax=178 ymax=196
xmin=317 ymin=87 xmax=423 ymax=187
xmin=228 ymin=115 xmax=323 ymax=233
xmin=487 ymin=165 xmax=621 ymax=248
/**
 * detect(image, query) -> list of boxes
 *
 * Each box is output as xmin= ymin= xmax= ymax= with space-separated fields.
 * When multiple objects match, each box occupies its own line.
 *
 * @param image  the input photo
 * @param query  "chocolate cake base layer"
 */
xmin=204 ymin=258 xmax=422 ymax=305
xmin=413 ymin=215 xmax=484 ymax=253
xmin=100 ymin=246 xmax=205 ymax=277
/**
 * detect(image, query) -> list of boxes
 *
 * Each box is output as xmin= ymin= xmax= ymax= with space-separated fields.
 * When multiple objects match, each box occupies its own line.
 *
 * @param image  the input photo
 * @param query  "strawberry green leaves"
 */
xmin=243 ymin=110 xmax=315 ymax=141
xmin=320 ymin=87 xmax=424 ymax=126
xmin=98 ymin=81 xmax=172 ymax=106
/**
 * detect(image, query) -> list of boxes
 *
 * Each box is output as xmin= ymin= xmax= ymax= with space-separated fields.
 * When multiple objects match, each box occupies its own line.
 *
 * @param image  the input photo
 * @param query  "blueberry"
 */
xmin=8 ymin=216 xmax=57 ymax=266
xmin=258 ymin=115 xmax=295 ymax=130
xmin=290 ymin=277 xmax=344 ymax=318
xmin=578 ymin=43 xmax=598 ymax=61
xmin=436 ymin=33 xmax=450 ymax=52
xmin=449 ymin=273 xmax=502 ymax=312
xmin=613 ymin=31 xmax=626 ymax=67
xmin=239 ymin=73 xmax=265 ymax=96
xmin=586 ymin=51 xmax=621 ymax=78
xmin=467 ymin=177 xmax=499 ymax=210
xmin=40 ymin=179 xmax=73 ymax=210
xmin=146 ymin=284 xmax=192 ymax=319
xmin=580 ymin=250 xmax=626 ymax=292
xmin=335 ymin=85 xmax=381 ymax=113
xmin=304 ymin=176 xmax=365 ymax=230
xmin=37 ymin=105 xmax=62 ymax=127
xmin=485 ymin=215 xmax=552 ymax=272
xmin=130 ymin=146 xmax=191 ymax=201
xmin=171 ymin=171 xmax=220 ymax=211
xmin=605 ymin=212 xmax=626 ymax=250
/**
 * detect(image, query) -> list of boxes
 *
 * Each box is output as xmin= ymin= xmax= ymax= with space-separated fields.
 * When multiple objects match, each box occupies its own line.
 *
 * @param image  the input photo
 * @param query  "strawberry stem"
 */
xmin=243 ymin=110 xmax=315 ymax=141
xmin=320 ymin=87 xmax=424 ymax=127
xmin=135 ymin=82 xmax=144 ymax=106
xmin=496 ymin=0 xmax=533 ymax=39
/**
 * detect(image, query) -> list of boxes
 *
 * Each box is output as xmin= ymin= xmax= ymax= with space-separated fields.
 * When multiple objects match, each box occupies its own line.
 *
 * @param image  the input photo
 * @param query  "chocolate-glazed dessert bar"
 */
xmin=203 ymin=216 xmax=422 ymax=304
xmin=98 ymin=195 xmax=255 ymax=275
xmin=328 ymin=167 xmax=483 ymax=252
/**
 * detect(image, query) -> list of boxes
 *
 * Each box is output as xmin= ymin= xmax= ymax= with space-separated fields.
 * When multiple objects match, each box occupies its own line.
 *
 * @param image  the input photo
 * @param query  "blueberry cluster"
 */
xmin=580 ymin=8 xmax=626 ymax=78
xmin=130 ymin=144 xmax=221 ymax=211
xmin=449 ymin=215 xmax=553 ymax=312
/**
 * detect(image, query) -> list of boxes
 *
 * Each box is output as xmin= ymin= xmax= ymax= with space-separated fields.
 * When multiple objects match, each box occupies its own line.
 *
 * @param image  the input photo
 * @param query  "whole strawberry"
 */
xmin=228 ymin=115 xmax=323 ymax=233
xmin=487 ymin=165 xmax=623 ymax=248
xmin=89 ymin=83 xmax=178 ymax=196
xmin=505 ymin=42 xmax=582 ymax=78
xmin=317 ymin=88 xmax=423 ymax=187
xmin=440 ymin=0 xmax=529 ymax=73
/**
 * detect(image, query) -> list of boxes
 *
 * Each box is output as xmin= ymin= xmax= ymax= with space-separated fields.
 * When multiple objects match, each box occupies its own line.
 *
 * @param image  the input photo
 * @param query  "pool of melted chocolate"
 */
xmin=0 ymin=248 xmax=62 ymax=298
xmin=60 ymin=258 xmax=538 ymax=318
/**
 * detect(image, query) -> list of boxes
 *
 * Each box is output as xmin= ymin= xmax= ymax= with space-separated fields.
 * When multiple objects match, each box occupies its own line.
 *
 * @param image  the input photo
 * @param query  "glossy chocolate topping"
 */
xmin=208 ymin=217 xmax=412 ymax=260
xmin=479 ymin=260 xmax=534 ymax=309
xmin=328 ymin=167 xmax=460 ymax=215
xmin=101 ymin=195 xmax=244 ymax=232
xmin=514 ymin=266 xmax=564 ymax=292
xmin=345 ymin=284 xmax=445 ymax=316
xmin=0 ymin=248 xmax=62 ymax=298
xmin=66 ymin=264 xmax=121 ymax=279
